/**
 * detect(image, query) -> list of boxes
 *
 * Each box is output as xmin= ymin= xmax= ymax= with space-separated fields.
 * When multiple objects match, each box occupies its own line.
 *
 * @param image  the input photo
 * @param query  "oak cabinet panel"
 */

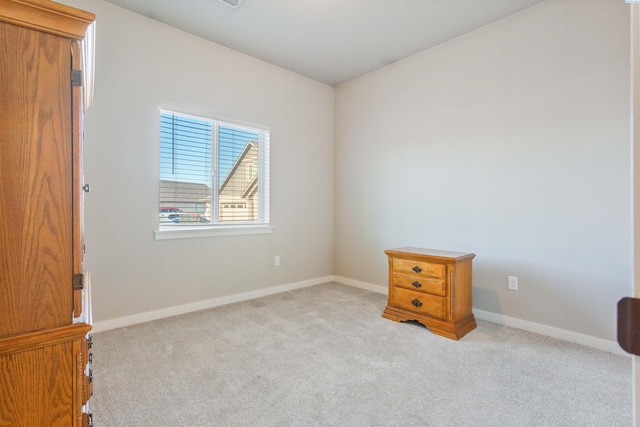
xmin=0 ymin=1 xmax=95 ymax=425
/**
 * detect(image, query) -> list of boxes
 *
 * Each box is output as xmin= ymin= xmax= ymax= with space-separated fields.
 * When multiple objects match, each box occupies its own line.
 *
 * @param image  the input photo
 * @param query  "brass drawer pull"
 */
xmin=412 ymin=266 xmax=422 ymax=273
xmin=411 ymin=298 xmax=423 ymax=308
xmin=412 ymin=281 xmax=421 ymax=288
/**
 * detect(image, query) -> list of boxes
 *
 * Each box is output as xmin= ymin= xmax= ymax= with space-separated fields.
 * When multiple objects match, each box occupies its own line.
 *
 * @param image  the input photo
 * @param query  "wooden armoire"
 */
xmin=0 ymin=1 xmax=95 ymax=425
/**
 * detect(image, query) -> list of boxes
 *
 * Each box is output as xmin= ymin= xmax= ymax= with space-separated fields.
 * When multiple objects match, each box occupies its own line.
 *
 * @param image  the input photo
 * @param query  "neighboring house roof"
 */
xmin=160 ymin=141 xmax=257 ymax=204
xmin=241 ymin=175 xmax=258 ymax=199
xmin=160 ymin=179 xmax=211 ymax=203
xmin=219 ymin=141 xmax=257 ymax=197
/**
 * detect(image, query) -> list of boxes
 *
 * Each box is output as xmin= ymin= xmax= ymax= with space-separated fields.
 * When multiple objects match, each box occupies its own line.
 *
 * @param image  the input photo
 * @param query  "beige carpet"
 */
xmin=89 ymin=282 xmax=631 ymax=426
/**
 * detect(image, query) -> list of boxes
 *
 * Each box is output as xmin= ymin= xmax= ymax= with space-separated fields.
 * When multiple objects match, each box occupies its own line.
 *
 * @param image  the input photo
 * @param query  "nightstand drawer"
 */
xmin=383 ymin=247 xmax=476 ymax=339
xmin=393 ymin=258 xmax=445 ymax=279
xmin=392 ymin=273 xmax=445 ymax=296
xmin=391 ymin=287 xmax=446 ymax=320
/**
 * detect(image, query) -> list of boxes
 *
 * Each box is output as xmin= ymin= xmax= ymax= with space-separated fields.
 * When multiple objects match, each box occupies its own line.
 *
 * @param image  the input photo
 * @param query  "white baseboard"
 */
xmin=92 ymin=276 xmax=333 ymax=333
xmin=472 ymin=309 xmax=627 ymax=357
xmin=333 ymin=276 xmax=387 ymax=294
xmin=333 ymin=276 xmax=627 ymax=357
xmin=93 ymin=274 xmax=627 ymax=357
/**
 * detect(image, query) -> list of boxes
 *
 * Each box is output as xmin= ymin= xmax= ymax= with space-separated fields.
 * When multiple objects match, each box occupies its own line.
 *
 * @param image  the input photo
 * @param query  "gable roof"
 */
xmin=218 ymin=141 xmax=257 ymax=194
xmin=241 ymin=175 xmax=258 ymax=199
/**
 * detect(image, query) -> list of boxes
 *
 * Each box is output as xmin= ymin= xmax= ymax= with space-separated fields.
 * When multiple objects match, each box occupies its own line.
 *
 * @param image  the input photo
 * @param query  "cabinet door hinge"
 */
xmin=71 ymin=69 xmax=83 ymax=87
xmin=73 ymin=273 xmax=84 ymax=290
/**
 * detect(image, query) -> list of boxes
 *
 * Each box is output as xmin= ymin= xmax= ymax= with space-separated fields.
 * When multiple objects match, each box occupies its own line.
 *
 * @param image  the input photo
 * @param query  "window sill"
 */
xmin=154 ymin=224 xmax=274 ymax=240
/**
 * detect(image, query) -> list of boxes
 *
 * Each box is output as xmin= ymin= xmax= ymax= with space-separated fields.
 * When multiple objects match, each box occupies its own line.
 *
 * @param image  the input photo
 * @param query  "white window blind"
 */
xmin=159 ymin=110 xmax=270 ymax=228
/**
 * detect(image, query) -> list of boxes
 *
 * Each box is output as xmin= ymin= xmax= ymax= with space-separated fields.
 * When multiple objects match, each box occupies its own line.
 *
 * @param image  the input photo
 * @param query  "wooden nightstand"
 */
xmin=382 ymin=247 xmax=476 ymax=340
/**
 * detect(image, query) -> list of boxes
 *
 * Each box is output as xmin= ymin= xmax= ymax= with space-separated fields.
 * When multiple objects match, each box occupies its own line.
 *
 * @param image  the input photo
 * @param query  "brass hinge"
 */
xmin=72 ymin=273 xmax=84 ymax=290
xmin=71 ymin=69 xmax=83 ymax=87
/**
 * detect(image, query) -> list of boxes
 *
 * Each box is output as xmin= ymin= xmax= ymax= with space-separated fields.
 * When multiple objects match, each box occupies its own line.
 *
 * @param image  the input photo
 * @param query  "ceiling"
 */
xmin=101 ymin=0 xmax=546 ymax=86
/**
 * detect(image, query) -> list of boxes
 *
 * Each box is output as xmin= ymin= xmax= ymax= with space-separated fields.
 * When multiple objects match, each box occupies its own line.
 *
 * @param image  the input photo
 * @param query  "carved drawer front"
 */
xmin=391 ymin=287 xmax=446 ymax=320
xmin=393 ymin=258 xmax=445 ymax=279
xmin=392 ymin=273 xmax=445 ymax=296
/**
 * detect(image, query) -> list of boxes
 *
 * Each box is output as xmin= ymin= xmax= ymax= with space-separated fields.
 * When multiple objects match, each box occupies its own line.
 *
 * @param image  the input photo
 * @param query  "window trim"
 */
xmin=156 ymin=105 xmax=271 ymax=239
xmin=154 ymin=224 xmax=274 ymax=240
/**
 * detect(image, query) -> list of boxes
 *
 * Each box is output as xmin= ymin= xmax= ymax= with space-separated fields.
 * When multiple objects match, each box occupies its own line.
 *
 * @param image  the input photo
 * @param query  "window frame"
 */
xmin=155 ymin=106 xmax=272 ymax=240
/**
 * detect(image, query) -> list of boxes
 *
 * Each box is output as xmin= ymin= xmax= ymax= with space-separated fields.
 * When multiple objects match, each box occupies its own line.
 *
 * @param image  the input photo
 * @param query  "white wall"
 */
xmin=59 ymin=0 xmax=335 ymax=323
xmin=60 ymin=0 xmax=632 ymax=344
xmin=334 ymin=0 xmax=631 ymax=341
xmin=632 ymin=3 xmax=640 ymax=420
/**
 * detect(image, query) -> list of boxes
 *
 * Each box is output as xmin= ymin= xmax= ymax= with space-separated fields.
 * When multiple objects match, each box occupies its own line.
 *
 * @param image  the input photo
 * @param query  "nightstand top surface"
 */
xmin=385 ymin=247 xmax=475 ymax=261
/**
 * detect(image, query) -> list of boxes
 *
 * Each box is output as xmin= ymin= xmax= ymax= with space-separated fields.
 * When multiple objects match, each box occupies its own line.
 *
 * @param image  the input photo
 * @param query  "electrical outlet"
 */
xmin=508 ymin=276 xmax=518 ymax=291
xmin=275 ymin=256 xmax=280 ymax=266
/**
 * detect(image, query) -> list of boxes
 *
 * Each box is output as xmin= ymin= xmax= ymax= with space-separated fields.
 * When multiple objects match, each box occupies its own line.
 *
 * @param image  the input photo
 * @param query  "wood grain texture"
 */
xmin=0 ymin=20 xmax=73 ymax=336
xmin=0 ymin=341 xmax=75 ymax=426
xmin=0 ymin=2 xmax=94 ymax=425
xmin=0 ymin=323 xmax=91 ymax=356
xmin=392 ymin=258 xmax=445 ymax=279
xmin=76 ymin=350 xmax=83 ymax=426
xmin=392 ymin=272 xmax=445 ymax=296
xmin=390 ymin=286 xmax=446 ymax=320
xmin=383 ymin=248 xmax=476 ymax=340
xmin=0 ymin=325 xmax=90 ymax=426
xmin=0 ymin=0 xmax=94 ymax=40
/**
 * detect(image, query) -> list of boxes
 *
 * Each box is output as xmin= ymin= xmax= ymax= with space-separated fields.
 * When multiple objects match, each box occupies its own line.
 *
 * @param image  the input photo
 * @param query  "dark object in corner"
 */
xmin=618 ymin=297 xmax=640 ymax=356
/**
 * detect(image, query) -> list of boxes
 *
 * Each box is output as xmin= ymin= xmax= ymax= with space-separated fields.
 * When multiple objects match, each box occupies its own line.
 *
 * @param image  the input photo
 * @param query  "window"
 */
xmin=159 ymin=109 xmax=270 ymax=232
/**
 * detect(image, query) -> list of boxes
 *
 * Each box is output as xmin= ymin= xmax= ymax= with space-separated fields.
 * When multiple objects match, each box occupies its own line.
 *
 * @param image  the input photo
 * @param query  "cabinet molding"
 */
xmin=0 ymin=0 xmax=94 ymax=39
